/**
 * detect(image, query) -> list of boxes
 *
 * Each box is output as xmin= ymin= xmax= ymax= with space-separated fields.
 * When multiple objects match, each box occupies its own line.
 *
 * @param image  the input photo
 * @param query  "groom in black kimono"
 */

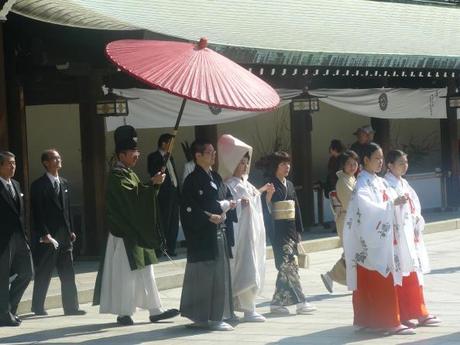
xmin=180 ymin=138 xmax=237 ymax=331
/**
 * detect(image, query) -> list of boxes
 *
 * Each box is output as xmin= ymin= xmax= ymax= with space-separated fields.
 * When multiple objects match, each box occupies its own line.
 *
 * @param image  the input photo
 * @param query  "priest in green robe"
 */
xmin=97 ymin=125 xmax=179 ymax=326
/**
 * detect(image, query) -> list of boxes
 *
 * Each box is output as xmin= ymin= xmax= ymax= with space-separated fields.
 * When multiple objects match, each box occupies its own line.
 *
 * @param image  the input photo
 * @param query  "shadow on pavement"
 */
xmin=0 ymin=323 xmax=209 ymax=345
xmin=397 ymin=331 xmax=460 ymax=345
xmin=256 ymin=293 xmax=350 ymax=308
xmin=428 ymin=266 xmax=460 ymax=275
xmin=264 ymin=325 xmax=385 ymax=345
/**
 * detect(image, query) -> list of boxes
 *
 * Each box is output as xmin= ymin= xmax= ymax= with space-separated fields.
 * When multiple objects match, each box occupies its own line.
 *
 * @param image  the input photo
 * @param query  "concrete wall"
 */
xmin=24 ymin=102 xmax=445 ymax=210
xmin=26 ymin=104 xmax=83 ymax=207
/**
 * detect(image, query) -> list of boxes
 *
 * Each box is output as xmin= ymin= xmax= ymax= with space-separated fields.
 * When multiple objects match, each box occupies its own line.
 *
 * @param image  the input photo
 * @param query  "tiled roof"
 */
xmin=10 ymin=0 xmax=460 ymax=68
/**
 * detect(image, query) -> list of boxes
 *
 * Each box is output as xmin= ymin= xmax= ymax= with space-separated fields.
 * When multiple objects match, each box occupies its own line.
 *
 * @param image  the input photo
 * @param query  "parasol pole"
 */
xmin=164 ymin=98 xmax=187 ymax=166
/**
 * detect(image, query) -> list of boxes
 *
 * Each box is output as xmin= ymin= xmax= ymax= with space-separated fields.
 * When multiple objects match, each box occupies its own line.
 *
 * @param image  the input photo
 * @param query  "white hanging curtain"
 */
xmin=104 ymin=87 xmax=291 ymax=131
xmin=309 ymin=88 xmax=448 ymax=119
xmin=104 ymin=87 xmax=450 ymax=131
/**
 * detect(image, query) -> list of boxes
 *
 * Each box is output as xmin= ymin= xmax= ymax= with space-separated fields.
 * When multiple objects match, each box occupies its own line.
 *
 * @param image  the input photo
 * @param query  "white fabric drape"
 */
xmin=104 ymin=87 xmax=290 ymax=131
xmin=104 ymin=87 xmax=453 ymax=131
xmin=310 ymin=88 xmax=448 ymax=119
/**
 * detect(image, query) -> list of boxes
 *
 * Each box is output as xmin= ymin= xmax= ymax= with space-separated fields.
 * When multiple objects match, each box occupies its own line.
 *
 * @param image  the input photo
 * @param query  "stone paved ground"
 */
xmin=1 ymin=229 xmax=459 ymax=345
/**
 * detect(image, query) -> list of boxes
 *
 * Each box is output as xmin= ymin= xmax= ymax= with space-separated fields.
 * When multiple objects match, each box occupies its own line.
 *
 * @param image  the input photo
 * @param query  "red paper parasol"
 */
xmin=105 ymin=38 xmax=280 ymax=160
xmin=106 ymin=38 xmax=280 ymax=112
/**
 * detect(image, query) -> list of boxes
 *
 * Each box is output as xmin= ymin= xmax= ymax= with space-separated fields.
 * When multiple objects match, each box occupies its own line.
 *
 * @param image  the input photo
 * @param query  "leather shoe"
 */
xmin=32 ymin=309 xmax=48 ymax=316
xmin=0 ymin=312 xmax=20 ymax=327
xmin=149 ymin=308 xmax=179 ymax=322
xmin=13 ymin=314 xmax=22 ymax=323
xmin=64 ymin=309 xmax=86 ymax=316
xmin=117 ymin=315 xmax=134 ymax=326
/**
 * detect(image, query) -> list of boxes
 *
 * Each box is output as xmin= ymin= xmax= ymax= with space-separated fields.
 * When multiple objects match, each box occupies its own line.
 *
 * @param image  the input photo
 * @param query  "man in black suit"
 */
xmin=0 ymin=151 xmax=33 ymax=327
xmin=30 ymin=149 xmax=85 ymax=316
xmin=147 ymin=133 xmax=180 ymax=256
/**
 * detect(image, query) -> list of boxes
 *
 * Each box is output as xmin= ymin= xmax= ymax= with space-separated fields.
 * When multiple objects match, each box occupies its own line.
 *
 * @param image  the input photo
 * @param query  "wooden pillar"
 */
xmin=195 ymin=124 xmax=218 ymax=146
xmin=78 ymin=75 xmax=106 ymax=256
xmin=289 ymin=106 xmax=314 ymax=227
xmin=440 ymin=80 xmax=460 ymax=207
xmin=371 ymin=118 xmax=391 ymax=154
xmin=0 ymin=24 xmax=8 ymax=149
xmin=4 ymin=23 xmax=29 ymax=199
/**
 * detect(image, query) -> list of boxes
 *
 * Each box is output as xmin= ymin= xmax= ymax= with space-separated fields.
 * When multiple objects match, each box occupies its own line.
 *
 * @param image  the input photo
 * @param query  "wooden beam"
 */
xmin=289 ymin=108 xmax=314 ymax=227
xmin=0 ymin=24 xmax=8 ymax=149
xmin=371 ymin=118 xmax=391 ymax=154
xmin=78 ymin=75 xmax=107 ymax=256
xmin=441 ymin=79 xmax=460 ymax=207
xmin=3 ymin=21 xmax=30 ymax=229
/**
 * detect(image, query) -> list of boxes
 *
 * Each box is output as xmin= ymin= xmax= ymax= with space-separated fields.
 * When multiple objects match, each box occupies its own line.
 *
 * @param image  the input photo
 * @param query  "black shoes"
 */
xmin=117 ymin=315 xmax=134 ymax=326
xmin=32 ymin=309 xmax=48 ymax=316
xmin=64 ymin=309 xmax=86 ymax=316
xmin=0 ymin=312 xmax=20 ymax=327
xmin=149 ymin=309 xmax=180 ymax=322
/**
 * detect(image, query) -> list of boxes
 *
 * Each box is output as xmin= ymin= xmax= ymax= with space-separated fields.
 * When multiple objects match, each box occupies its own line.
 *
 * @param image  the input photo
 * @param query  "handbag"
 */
xmin=297 ymin=242 xmax=309 ymax=269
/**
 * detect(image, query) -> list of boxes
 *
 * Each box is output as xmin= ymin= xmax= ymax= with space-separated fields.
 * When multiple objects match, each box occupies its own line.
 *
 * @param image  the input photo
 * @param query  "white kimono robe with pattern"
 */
xmin=344 ymin=170 xmax=401 ymax=291
xmin=384 ymin=172 xmax=430 ymax=284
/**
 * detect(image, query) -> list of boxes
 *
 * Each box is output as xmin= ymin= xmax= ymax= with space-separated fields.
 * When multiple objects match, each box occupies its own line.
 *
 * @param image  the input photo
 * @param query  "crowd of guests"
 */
xmin=0 ymin=123 xmax=441 ymax=337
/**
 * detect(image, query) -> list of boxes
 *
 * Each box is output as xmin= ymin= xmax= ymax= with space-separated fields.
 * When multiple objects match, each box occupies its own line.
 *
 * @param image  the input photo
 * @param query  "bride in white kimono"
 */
xmin=218 ymin=134 xmax=273 ymax=322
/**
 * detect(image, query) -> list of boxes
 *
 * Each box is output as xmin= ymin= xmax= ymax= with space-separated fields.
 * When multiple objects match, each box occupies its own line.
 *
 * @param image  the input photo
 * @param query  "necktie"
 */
xmin=7 ymin=183 xmax=16 ymax=201
xmin=54 ymin=180 xmax=60 ymax=195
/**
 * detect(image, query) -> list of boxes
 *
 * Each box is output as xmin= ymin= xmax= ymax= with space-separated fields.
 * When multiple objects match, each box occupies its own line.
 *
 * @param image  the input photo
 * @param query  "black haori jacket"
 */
xmin=181 ymin=165 xmax=236 ymax=263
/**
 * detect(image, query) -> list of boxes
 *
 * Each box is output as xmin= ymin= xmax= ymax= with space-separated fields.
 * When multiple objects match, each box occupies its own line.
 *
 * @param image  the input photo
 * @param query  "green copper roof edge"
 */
xmin=211 ymin=45 xmax=460 ymax=70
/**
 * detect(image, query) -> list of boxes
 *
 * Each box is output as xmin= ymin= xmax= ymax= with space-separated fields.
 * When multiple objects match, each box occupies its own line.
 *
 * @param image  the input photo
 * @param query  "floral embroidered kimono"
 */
xmin=262 ymin=177 xmax=305 ymax=307
xmin=385 ymin=172 xmax=430 ymax=322
xmin=343 ymin=170 xmax=402 ymax=328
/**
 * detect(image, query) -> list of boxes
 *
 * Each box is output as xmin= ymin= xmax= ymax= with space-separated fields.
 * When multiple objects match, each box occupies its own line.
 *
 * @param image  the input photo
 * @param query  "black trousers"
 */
xmin=0 ymin=233 xmax=34 ymax=315
xmin=158 ymin=190 xmax=179 ymax=253
xmin=31 ymin=229 xmax=79 ymax=313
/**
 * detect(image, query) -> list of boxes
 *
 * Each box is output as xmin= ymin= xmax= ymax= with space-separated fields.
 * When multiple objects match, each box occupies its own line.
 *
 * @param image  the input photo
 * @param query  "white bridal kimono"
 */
xmin=226 ymin=177 xmax=266 ymax=311
xmin=218 ymin=134 xmax=266 ymax=312
xmin=344 ymin=170 xmax=423 ymax=291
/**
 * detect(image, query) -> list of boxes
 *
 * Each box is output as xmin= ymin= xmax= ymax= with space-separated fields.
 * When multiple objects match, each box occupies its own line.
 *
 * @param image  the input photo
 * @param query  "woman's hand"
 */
xmin=394 ymin=195 xmax=408 ymax=206
xmin=259 ymin=182 xmax=275 ymax=194
xmin=241 ymin=198 xmax=249 ymax=207
xmin=265 ymin=183 xmax=275 ymax=203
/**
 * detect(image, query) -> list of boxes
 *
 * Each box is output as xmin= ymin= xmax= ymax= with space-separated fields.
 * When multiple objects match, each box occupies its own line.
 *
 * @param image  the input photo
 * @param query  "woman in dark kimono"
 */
xmin=257 ymin=151 xmax=317 ymax=315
